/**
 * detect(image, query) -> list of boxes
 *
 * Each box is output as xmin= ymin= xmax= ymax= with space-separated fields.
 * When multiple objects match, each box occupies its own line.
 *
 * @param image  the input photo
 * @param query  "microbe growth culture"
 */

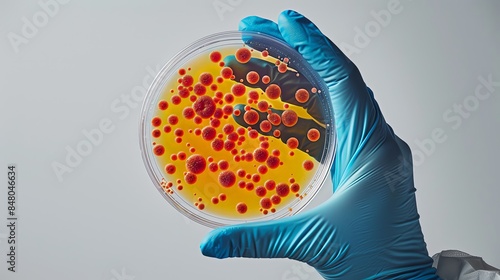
xmin=140 ymin=31 xmax=335 ymax=227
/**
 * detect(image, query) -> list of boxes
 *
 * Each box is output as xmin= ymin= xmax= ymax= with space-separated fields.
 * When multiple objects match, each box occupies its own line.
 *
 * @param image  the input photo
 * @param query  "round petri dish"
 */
xmin=139 ymin=31 xmax=335 ymax=228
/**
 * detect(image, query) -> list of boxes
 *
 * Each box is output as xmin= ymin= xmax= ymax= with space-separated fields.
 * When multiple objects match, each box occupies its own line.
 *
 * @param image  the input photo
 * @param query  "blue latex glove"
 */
xmin=200 ymin=10 xmax=439 ymax=279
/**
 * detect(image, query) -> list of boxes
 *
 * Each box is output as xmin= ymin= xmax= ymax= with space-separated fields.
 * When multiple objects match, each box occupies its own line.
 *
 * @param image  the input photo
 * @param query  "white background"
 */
xmin=1 ymin=1 xmax=499 ymax=279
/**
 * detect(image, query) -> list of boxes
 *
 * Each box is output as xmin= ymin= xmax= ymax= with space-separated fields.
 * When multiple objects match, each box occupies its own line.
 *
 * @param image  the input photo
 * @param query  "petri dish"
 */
xmin=139 ymin=31 xmax=335 ymax=228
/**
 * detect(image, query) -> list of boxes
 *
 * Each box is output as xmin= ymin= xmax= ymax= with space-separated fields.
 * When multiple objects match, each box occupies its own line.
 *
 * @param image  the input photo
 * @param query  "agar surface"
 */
xmin=151 ymin=46 xmax=326 ymax=220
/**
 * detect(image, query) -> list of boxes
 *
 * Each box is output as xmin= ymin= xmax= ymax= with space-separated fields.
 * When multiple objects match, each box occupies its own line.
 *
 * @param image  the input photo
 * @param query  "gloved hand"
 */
xmin=200 ymin=10 xmax=439 ymax=279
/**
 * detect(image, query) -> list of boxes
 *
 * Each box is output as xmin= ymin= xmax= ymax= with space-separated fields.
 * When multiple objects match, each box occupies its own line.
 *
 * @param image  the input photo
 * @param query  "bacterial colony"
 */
xmin=149 ymin=44 xmax=327 ymax=220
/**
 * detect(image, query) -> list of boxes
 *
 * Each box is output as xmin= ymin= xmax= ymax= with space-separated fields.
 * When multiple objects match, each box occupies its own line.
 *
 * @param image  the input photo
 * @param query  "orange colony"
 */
xmin=186 ymin=154 xmax=206 ymax=174
xmin=219 ymin=170 xmax=236 ymax=187
xmin=235 ymin=48 xmax=252 ymax=63
xmin=265 ymin=84 xmax=281 ymax=99
xmin=295 ymin=89 xmax=310 ymax=103
xmin=281 ymin=110 xmax=298 ymax=127
xmin=307 ymin=128 xmax=320 ymax=142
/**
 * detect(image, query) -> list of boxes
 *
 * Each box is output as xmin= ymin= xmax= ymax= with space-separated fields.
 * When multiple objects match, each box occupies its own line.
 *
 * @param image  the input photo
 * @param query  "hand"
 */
xmin=200 ymin=10 xmax=438 ymax=279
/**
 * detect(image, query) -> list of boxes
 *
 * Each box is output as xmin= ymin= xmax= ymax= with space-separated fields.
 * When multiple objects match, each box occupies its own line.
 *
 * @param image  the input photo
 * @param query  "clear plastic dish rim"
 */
xmin=139 ymin=30 xmax=336 ymax=228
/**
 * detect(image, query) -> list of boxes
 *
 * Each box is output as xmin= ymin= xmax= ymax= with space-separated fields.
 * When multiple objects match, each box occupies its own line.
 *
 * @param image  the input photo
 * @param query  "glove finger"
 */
xmin=225 ymin=55 xmax=326 ymax=123
xmin=278 ymin=10 xmax=387 ymax=189
xmin=232 ymin=104 xmax=325 ymax=162
xmin=239 ymin=15 xmax=284 ymax=41
xmin=200 ymin=209 xmax=337 ymax=264
xmin=238 ymin=16 xmax=286 ymax=58
xmin=277 ymin=10 xmax=357 ymax=92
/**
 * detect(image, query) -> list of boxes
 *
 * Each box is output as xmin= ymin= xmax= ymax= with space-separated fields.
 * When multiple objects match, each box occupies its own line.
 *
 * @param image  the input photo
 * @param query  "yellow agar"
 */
xmin=152 ymin=46 xmax=321 ymax=219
